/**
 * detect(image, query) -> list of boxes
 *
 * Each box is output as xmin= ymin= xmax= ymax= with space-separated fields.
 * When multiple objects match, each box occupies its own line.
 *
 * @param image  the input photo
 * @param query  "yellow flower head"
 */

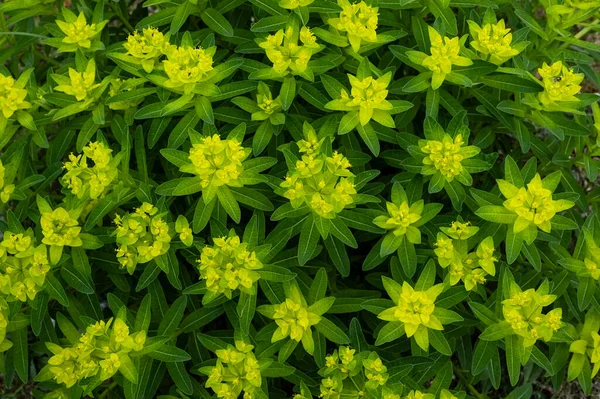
xmin=373 ymin=201 xmax=422 ymax=238
xmin=197 ymin=234 xmax=263 ymax=299
xmin=182 ymin=134 xmax=251 ymax=191
xmin=441 ymin=220 xmax=479 ymax=240
xmin=502 ymin=282 xmax=562 ymax=347
xmin=0 ymin=73 xmax=31 ymax=119
xmin=62 ymin=141 xmax=119 ymax=200
xmin=259 ymin=27 xmax=320 ymax=77
xmin=203 ymin=344 xmax=262 ymax=397
xmin=41 ymin=208 xmax=82 ymax=248
xmin=339 ymin=72 xmax=393 ymax=126
xmin=378 ymin=281 xmax=444 ymax=339
xmin=56 ymin=12 xmax=106 ymax=51
xmin=272 ymin=298 xmax=320 ymax=343
xmin=54 ymin=59 xmax=99 ymax=101
xmin=113 ymin=203 xmax=172 ymax=274
xmin=163 ymin=45 xmax=215 ymax=94
xmin=124 ymin=27 xmax=170 ymax=72
xmin=537 ymin=61 xmax=583 ymax=106
xmin=419 ymin=133 xmax=480 ymax=182
xmin=421 ymin=26 xmax=472 ymax=89
xmin=468 ymin=19 xmax=520 ymax=65
xmin=328 ymin=0 xmax=379 ymax=52
xmin=0 ymin=160 xmax=16 ymax=204
xmin=405 ymin=391 xmax=435 ymax=399
xmin=498 ymin=173 xmax=574 ymax=234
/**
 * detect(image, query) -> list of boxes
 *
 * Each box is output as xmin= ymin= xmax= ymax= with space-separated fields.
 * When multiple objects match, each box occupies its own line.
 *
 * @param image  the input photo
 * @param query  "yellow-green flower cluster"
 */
xmin=373 ymin=201 xmax=422 ymax=240
xmin=378 ymin=281 xmax=444 ymax=343
xmin=278 ymin=0 xmax=313 ymax=9
xmin=569 ymin=312 xmax=600 ymax=379
xmin=0 ymin=72 xmax=30 ymax=119
xmin=0 ymin=160 xmax=15 ymax=203
xmin=54 ymin=59 xmax=99 ymax=102
xmin=502 ymin=282 xmax=562 ymax=347
xmin=196 ymin=234 xmax=262 ymax=301
xmin=0 ymin=231 xmax=50 ymax=302
xmin=180 ymin=134 xmax=251 ymax=197
xmin=253 ymin=82 xmax=283 ymax=121
xmin=113 ymin=203 xmax=172 ymax=274
xmin=405 ymin=391 xmax=435 ymax=399
xmin=107 ymin=78 xmax=145 ymax=110
xmin=468 ymin=20 xmax=521 ymax=65
xmin=328 ymin=0 xmax=379 ymax=52
xmin=56 ymin=12 xmax=107 ymax=52
xmin=537 ymin=61 xmax=583 ymax=107
xmin=259 ymin=26 xmax=320 ymax=77
xmin=62 ymin=141 xmax=119 ymax=200
xmin=319 ymin=347 xmax=393 ymax=399
xmin=40 ymin=207 xmax=82 ymax=264
xmin=281 ymin=126 xmax=356 ymax=219
xmin=418 ymin=132 xmax=480 ymax=182
xmin=200 ymin=341 xmax=262 ymax=399
xmin=45 ymin=318 xmax=146 ymax=388
xmin=163 ymin=45 xmax=215 ymax=94
xmin=123 ymin=27 xmax=170 ymax=73
xmin=409 ymin=26 xmax=472 ymax=89
xmin=0 ymin=298 xmax=10 ymax=352
xmin=326 ymin=72 xmax=393 ymax=127
xmin=434 ymin=221 xmax=497 ymax=291
xmin=498 ymin=173 xmax=574 ymax=234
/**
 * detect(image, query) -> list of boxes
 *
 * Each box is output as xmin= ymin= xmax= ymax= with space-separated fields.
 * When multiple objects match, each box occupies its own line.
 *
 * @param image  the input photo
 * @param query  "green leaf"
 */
xmin=201 ymin=8 xmax=234 ymax=37
xmin=298 ymin=215 xmax=319 ymax=266
xmin=481 ymin=75 xmax=542 ymax=93
xmin=149 ymin=345 xmax=191 ymax=362
xmin=315 ymin=318 xmax=350 ymax=344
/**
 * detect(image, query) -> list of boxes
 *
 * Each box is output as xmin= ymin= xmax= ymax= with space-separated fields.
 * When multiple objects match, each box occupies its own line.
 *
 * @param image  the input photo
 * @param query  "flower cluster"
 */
xmin=53 ymin=59 xmax=99 ymax=101
xmin=280 ymin=125 xmax=356 ymax=219
xmin=374 ymin=201 xmax=422 ymax=240
xmin=62 ymin=141 xmax=119 ymax=201
xmin=0 ymin=72 xmax=30 ymax=119
xmin=123 ymin=27 xmax=170 ymax=73
xmin=467 ymin=19 xmax=521 ymax=65
xmin=0 ymin=298 xmax=9 ymax=352
xmin=0 ymin=231 xmax=50 ymax=302
xmin=55 ymin=12 xmax=106 ymax=52
xmin=253 ymin=82 xmax=283 ymax=122
xmin=327 ymin=0 xmax=379 ymax=52
xmin=560 ymin=229 xmax=600 ymax=281
xmin=163 ymin=45 xmax=215 ymax=93
xmin=40 ymin=206 xmax=82 ymax=264
xmin=181 ymin=134 xmax=251 ymax=196
xmin=326 ymin=72 xmax=393 ymax=127
xmin=107 ymin=78 xmax=145 ymax=110
xmin=498 ymin=173 xmax=574 ymax=235
xmin=568 ymin=311 xmax=600 ymax=380
xmin=537 ymin=61 xmax=583 ymax=107
xmin=113 ymin=203 xmax=172 ymax=274
xmin=418 ymin=131 xmax=480 ymax=183
xmin=259 ymin=26 xmax=320 ymax=78
xmin=44 ymin=318 xmax=146 ymax=388
xmin=434 ymin=221 xmax=497 ymax=291
xmin=196 ymin=234 xmax=263 ymax=301
xmin=319 ymin=347 xmax=397 ymax=399
xmin=378 ymin=281 xmax=444 ymax=344
xmin=200 ymin=341 xmax=263 ymax=399
xmin=0 ymin=160 xmax=15 ymax=203
xmin=408 ymin=26 xmax=472 ymax=89
xmin=502 ymin=282 xmax=562 ymax=347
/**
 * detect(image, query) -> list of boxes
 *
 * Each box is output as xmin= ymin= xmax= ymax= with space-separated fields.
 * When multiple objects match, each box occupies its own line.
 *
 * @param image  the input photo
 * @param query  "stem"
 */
xmin=36 ymin=50 xmax=61 ymax=67
xmin=454 ymin=366 xmax=486 ymax=399
xmin=110 ymin=3 xmax=135 ymax=33
xmin=574 ymin=19 xmax=599 ymax=40
xmin=98 ymin=381 xmax=118 ymax=399
xmin=0 ymin=32 xmax=48 ymax=39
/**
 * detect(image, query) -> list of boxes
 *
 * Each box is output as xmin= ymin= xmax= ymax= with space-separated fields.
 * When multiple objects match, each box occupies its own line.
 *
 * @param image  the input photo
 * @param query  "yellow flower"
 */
xmin=502 ymin=282 xmax=562 ymax=347
xmin=62 ymin=141 xmax=119 ymax=200
xmin=113 ymin=203 xmax=172 ymax=274
xmin=378 ymin=280 xmax=445 ymax=349
xmin=420 ymin=26 xmax=472 ymax=89
xmin=326 ymin=72 xmax=393 ymax=127
xmin=0 ymin=298 xmax=11 ymax=352
xmin=54 ymin=59 xmax=99 ymax=101
xmin=0 ymin=160 xmax=16 ymax=203
xmin=163 ymin=45 xmax=215 ymax=94
xmin=272 ymin=298 xmax=320 ymax=343
xmin=180 ymin=134 xmax=251 ymax=198
xmin=278 ymin=0 xmax=313 ymax=9
xmin=419 ymin=133 xmax=480 ymax=182
xmin=259 ymin=27 xmax=320 ymax=78
xmin=441 ymin=220 xmax=479 ymax=240
xmin=175 ymin=215 xmax=193 ymax=246
xmin=405 ymin=391 xmax=435 ymax=399
xmin=468 ymin=19 xmax=521 ymax=65
xmin=537 ymin=61 xmax=583 ymax=107
xmin=498 ymin=173 xmax=574 ymax=234
xmin=0 ymin=73 xmax=31 ymax=119
xmin=123 ymin=27 xmax=170 ymax=73
xmin=373 ymin=201 xmax=422 ymax=238
xmin=328 ymin=0 xmax=378 ymax=52
xmin=55 ymin=12 xmax=107 ymax=51
xmin=41 ymin=208 xmax=82 ymax=248
xmin=196 ymin=234 xmax=262 ymax=300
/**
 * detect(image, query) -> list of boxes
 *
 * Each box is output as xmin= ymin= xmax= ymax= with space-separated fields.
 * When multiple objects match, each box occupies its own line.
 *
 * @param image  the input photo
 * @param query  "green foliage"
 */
xmin=0 ymin=0 xmax=599 ymax=398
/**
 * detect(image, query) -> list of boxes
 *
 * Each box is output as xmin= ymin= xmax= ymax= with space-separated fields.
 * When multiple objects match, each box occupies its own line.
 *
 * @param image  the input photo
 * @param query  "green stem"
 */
xmin=111 ymin=3 xmax=135 ymax=33
xmin=0 ymin=31 xmax=48 ymax=39
xmin=36 ymin=50 xmax=61 ymax=67
xmin=575 ymin=19 xmax=599 ymax=40
xmin=454 ymin=366 xmax=485 ymax=399
xmin=98 ymin=381 xmax=118 ymax=399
